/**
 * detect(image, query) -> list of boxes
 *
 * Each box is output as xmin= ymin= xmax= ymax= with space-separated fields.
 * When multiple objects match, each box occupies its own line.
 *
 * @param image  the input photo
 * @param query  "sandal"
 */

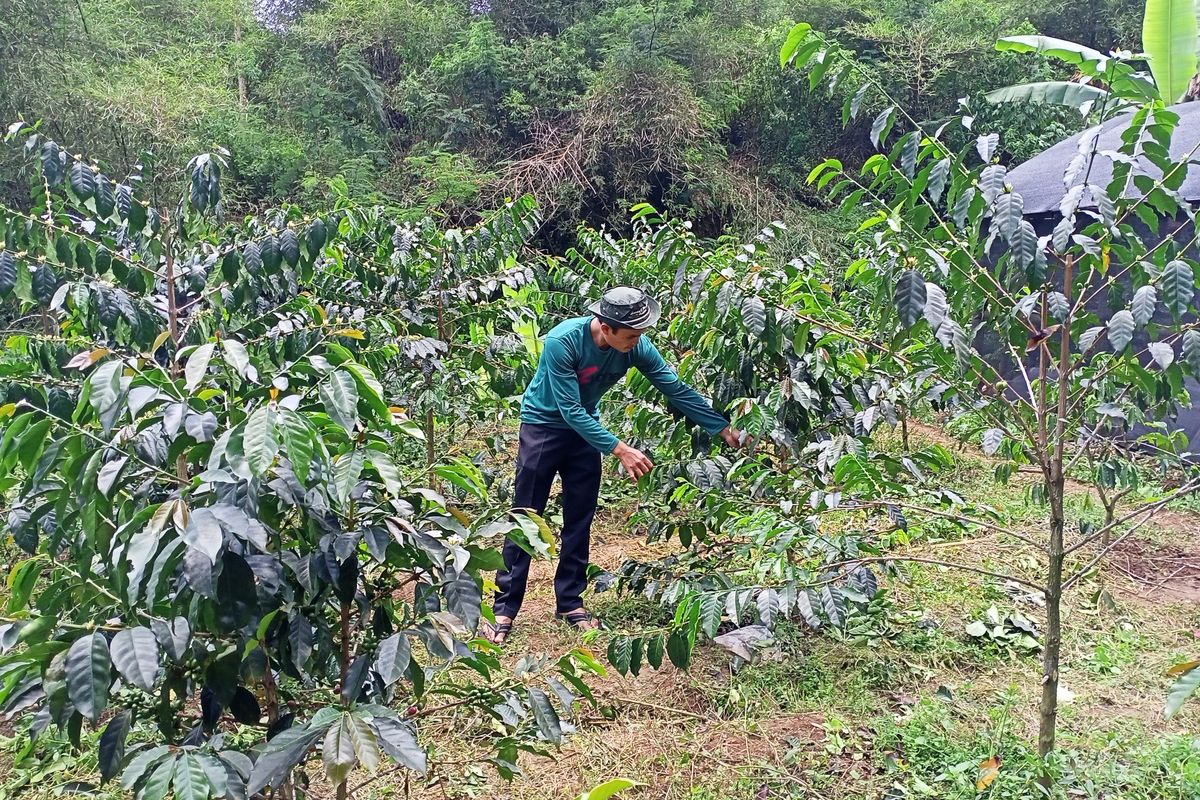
xmin=481 ymin=617 xmax=514 ymax=646
xmin=556 ymin=608 xmax=602 ymax=631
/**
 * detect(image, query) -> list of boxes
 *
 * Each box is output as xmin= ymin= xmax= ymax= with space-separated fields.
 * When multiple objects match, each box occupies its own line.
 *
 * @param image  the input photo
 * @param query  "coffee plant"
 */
xmin=0 ymin=123 xmax=603 ymax=798
xmin=784 ymin=20 xmax=1200 ymax=775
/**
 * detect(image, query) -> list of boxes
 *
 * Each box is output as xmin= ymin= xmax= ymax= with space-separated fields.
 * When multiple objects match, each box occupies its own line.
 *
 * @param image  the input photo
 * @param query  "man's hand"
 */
xmin=613 ymin=441 xmax=654 ymax=481
xmin=720 ymin=427 xmax=747 ymax=449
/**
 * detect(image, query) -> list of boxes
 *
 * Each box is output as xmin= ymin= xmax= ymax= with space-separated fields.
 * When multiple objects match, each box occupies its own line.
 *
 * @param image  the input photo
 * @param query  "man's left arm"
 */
xmin=633 ymin=340 xmax=743 ymax=447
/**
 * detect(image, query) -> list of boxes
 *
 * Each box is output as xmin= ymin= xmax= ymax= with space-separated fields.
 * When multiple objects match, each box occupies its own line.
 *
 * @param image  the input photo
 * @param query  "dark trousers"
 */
xmin=494 ymin=424 xmax=602 ymax=618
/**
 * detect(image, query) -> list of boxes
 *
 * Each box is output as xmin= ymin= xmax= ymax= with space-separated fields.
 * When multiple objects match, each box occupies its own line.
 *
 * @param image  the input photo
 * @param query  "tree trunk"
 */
xmin=1038 ymin=477 xmax=1065 ymax=773
xmin=234 ymin=13 xmax=248 ymax=110
xmin=1039 ymin=254 xmax=1073 ymax=785
xmin=424 ymin=401 xmax=436 ymax=482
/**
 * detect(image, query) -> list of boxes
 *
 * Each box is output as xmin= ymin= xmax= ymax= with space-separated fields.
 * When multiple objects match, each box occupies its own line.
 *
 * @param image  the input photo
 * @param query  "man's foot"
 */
xmin=555 ymin=608 xmax=602 ymax=631
xmin=481 ymin=615 xmax=514 ymax=645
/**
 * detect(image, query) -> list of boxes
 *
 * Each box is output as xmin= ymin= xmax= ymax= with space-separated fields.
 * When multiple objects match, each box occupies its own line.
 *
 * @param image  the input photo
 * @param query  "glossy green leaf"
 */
xmin=140 ymin=758 xmax=177 ymax=800
xmin=305 ymin=218 xmax=327 ymax=253
xmin=279 ymin=408 xmax=316 ymax=486
xmin=323 ymin=714 xmax=357 ymax=786
xmin=374 ymin=633 xmax=411 ymax=686
xmin=895 ymin=270 xmax=926 ymax=328
xmin=366 ymin=450 xmax=403 ymax=495
xmin=700 ymin=594 xmax=723 ymax=638
xmin=184 ymin=507 xmax=223 ymax=564
xmin=1183 ymin=330 xmax=1200 ymax=373
xmin=645 ymin=634 xmax=664 ymax=669
xmin=756 ymin=588 xmax=781 ymax=627
xmin=66 ymin=632 xmax=111 ymax=722
xmin=222 ymin=339 xmax=254 ymax=382
xmin=343 ymin=362 xmax=388 ymax=421
xmin=348 ymin=715 xmax=381 ymax=774
xmin=993 ymin=192 xmax=1023 ymax=239
xmin=1162 ymin=260 xmax=1194 ymax=320
xmin=120 ymin=746 xmax=170 ymax=793
xmin=172 ymin=754 xmax=210 ymax=800
xmin=1108 ymin=309 xmax=1136 ymax=352
xmin=95 ymin=173 xmax=116 ymax=217
xmin=820 ymin=586 xmax=846 ymax=628
xmin=6 ymin=559 xmax=43 ymax=612
xmin=607 ymin=637 xmax=632 ymax=677
xmin=332 ymin=449 xmax=364 ymax=504
xmin=978 ymin=165 xmax=1007 ymax=204
xmin=527 ymin=687 xmax=563 ymax=744
xmin=320 ymin=371 xmax=359 ymax=432
xmin=184 ymin=343 xmax=215 ymax=392
xmin=666 ymin=629 xmax=691 ymax=670
xmin=111 ymin=627 xmax=160 ymax=692
xmin=0 ymin=251 xmax=16 ymax=296
xmin=741 ymin=296 xmax=767 ymax=338
xmin=69 ymin=161 xmax=96 ymax=200
xmin=33 ymin=263 xmax=59 ymax=305
xmin=260 ymin=234 xmax=281 ymax=273
xmin=1148 ymin=341 xmax=1175 ymax=369
xmin=779 ymin=23 xmax=812 ymax=67
xmin=98 ymin=709 xmax=131 ymax=783
xmin=243 ymin=406 xmax=278 ymax=476
xmin=280 ymin=229 xmax=301 ymax=267
xmin=443 ymin=573 xmax=481 ymax=632
xmin=247 ymin=723 xmax=326 ymax=795
xmin=870 ymin=106 xmax=896 ymax=149
xmin=923 ymin=282 xmax=947 ymax=329
xmin=371 ymin=716 xmax=426 ymax=774
xmin=926 ymin=159 xmax=951 ymax=204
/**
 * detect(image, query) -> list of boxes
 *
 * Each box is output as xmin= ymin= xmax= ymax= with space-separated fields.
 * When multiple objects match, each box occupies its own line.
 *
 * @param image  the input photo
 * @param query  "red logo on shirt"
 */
xmin=577 ymin=366 xmax=599 ymax=384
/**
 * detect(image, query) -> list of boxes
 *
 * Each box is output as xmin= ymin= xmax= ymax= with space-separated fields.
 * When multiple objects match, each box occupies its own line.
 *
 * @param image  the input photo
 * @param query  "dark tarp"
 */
xmin=1006 ymin=101 xmax=1200 ymax=215
xmin=982 ymin=103 xmax=1200 ymax=447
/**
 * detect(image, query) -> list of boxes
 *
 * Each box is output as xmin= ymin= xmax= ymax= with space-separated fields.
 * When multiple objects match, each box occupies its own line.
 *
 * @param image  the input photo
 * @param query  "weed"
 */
xmin=593 ymin=592 xmax=675 ymax=629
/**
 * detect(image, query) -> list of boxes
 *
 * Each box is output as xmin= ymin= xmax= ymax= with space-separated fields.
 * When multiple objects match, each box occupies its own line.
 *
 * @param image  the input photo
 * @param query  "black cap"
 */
xmin=587 ymin=286 xmax=662 ymax=329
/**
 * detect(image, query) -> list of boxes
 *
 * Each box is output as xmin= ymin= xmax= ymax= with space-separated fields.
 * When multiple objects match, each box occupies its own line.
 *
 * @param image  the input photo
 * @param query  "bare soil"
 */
xmin=1107 ymin=527 xmax=1200 ymax=603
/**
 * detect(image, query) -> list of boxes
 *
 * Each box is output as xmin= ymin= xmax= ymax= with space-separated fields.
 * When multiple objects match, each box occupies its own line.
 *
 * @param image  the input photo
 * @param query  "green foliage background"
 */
xmin=0 ymin=0 xmax=1145 ymax=250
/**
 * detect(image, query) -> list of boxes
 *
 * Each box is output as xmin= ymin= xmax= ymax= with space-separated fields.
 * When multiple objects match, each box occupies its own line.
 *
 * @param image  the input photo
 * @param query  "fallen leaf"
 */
xmin=712 ymin=625 xmax=774 ymax=662
xmin=1167 ymin=660 xmax=1200 ymax=677
xmin=976 ymin=755 xmax=1001 ymax=791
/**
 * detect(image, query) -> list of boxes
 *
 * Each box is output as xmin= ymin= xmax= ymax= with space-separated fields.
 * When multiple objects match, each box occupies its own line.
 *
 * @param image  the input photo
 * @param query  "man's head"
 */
xmin=588 ymin=286 xmax=661 ymax=352
xmin=596 ymin=317 xmax=646 ymax=352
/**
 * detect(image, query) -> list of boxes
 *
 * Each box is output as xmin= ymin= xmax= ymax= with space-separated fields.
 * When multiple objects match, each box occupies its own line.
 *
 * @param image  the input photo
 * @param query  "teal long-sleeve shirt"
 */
xmin=520 ymin=316 xmax=729 ymax=453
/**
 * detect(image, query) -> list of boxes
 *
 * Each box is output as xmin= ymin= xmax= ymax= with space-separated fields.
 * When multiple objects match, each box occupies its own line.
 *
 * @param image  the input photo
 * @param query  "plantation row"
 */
xmin=1 ymin=6 xmax=1200 ymax=798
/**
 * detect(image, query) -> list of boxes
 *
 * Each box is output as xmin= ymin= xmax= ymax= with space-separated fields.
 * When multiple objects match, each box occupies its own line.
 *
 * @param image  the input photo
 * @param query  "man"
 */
xmin=484 ymin=286 xmax=743 ymax=645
